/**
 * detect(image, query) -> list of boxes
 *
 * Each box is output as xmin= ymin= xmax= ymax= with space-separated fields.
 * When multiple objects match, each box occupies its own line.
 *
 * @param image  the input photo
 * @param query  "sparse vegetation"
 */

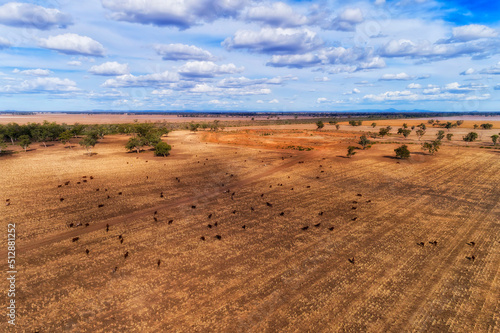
xmin=154 ymin=142 xmax=172 ymax=157
xmin=346 ymin=146 xmax=357 ymax=158
xmin=463 ymin=132 xmax=478 ymax=145
xmin=491 ymin=134 xmax=499 ymax=146
xmin=316 ymin=121 xmax=324 ymax=130
xmin=18 ymin=135 xmax=31 ymax=152
xmin=422 ymin=140 xmax=441 ymax=155
xmin=358 ymin=135 xmax=371 ymax=149
xmin=480 ymin=123 xmax=493 ymax=130
xmin=446 ymin=133 xmax=453 ymax=141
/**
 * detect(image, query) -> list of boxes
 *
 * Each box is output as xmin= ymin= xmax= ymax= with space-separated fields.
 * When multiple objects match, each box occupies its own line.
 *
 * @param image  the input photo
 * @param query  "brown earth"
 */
xmin=1 ymin=121 xmax=499 ymax=332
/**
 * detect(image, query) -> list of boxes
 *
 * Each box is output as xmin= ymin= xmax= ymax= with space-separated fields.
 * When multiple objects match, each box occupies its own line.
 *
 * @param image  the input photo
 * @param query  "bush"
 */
xmin=394 ymin=145 xmax=410 ymax=159
xmin=154 ymin=142 xmax=171 ymax=157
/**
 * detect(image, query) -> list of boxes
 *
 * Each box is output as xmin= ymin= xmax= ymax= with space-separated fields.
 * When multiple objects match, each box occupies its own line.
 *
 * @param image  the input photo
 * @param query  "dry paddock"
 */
xmin=0 ymin=127 xmax=499 ymax=332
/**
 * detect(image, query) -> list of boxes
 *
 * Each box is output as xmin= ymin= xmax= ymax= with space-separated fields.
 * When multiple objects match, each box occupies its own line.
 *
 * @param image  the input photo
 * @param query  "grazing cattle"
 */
xmin=250 ymin=207 xmax=254 ymax=211
xmin=118 ymin=235 xmax=122 ymax=240
xmin=348 ymin=258 xmax=355 ymax=264
xmin=214 ymin=222 xmax=218 ymax=227
xmin=306 ymin=186 xmax=311 ymax=188
xmin=301 ymin=226 xmax=309 ymax=231
xmin=352 ymin=206 xmax=357 ymax=210
xmin=215 ymin=235 xmax=222 ymax=240
xmin=60 ymin=198 xmax=64 ymax=202
xmin=279 ymin=212 xmax=284 ymax=216
xmin=328 ymin=226 xmax=334 ymax=231
xmin=154 ymin=210 xmax=158 ymax=215
xmin=208 ymin=213 xmax=212 ymax=219
xmin=68 ymin=223 xmax=74 ymax=228
xmin=83 ymin=176 xmax=87 ymax=178
xmin=120 ymin=238 xmax=124 ymax=244
xmin=90 ymin=176 xmax=94 ymax=180
xmin=242 ymin=225 xmax=246 ymax=229
xmin=124 ymin=252 xmax=129 ymax=259
xmin=261 ymin=194 xmax=264 ymax=197
xmin=291 ymin=188 xmax=294 ymax=190
xmin=352 ymin=217 xmax=357 ymax=221
xmin=105 ymin=189 xmax=108 ymax=192
xmin=106 ymin=224 xmax=109 ymax=232
xmin=321 ymin=171 xmax=324 ymax=173
xmin=318 ymin=211 xmax=324 ymax=216
xmin=316 ymin=176 xmax=320 ymax=179
xmin=64 ymin=181 xmax=70 ymax=185
xmin=77 ymin=182 xmax=81 ymax=184
xmin=467 ymin=241 xmax=475 ymax=247
xmin=157 ymin=259 xmax=161 ymax=267
xmin=85 ymin=223 xmax=89 ymax=227
xmin=466 ymin=255 xmax=476 ymax=261
xmin=231 ymin=192 xmax=235 ymax=196
xmin=191 ymin=205 xmax=196 ymax=209
xmin=352 ymin=201 xmax=358 ymax=204
xmin=58 ymin=185 xmax=62 ymax=188
xmin=96 ymin=188 xmax=100 ymax=191
xmin=107 ymin=195 xmax=111 ymax=199
xmin=168 ymin=220 xmax=173 ymax=224
xmin=72 ymin=237 xmax=79 ymax=242
xmin=83 ymin=180 xmax=87 ymax=183
xmin=146 ymin=176 xmax=149 ymax=179
xmin=357 ymin=194 xmax=362 ymax=197
xmin=76 ymin=222 xmax=82 ymax=227
xmin=118 ymin=192 xmax=122 ymax=195
xmin=266 ymin=202 xmax=273 ymax=207
xmin=86 ymin=249 xmax=89 ymax=255
xmin=417 ymin=242 xmax=425 ymax=246
xmin=153 ymin=217 xmax=158 ymax=222
xmin=200 ymin=236 xmax=205 ymax=241
xmin=366 ymin=200 xmax=371 ymax=203
xmin=269 ymin=185 xmax=272 ymax=188
xmin=112 ymin=266 xmax=118 ymax=273
xmin=232 ymin=210 xmax=237 ymax=214
xmin=160 ymin=192 xmax=164 ymax=198
xmin=208 ymin=224 xmax=212 ymax=228
xmin=98 ymin=204 xmax=104 ymax=208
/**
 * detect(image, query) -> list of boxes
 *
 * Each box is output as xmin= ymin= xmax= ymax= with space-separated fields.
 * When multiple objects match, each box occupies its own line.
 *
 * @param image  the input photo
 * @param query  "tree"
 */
xmin=428 ymin=119 xmax=435 ymax=125
xmin=417 ymin=123 xmax=427 ymax=130
xmin=126 ymin=137 xmax=144 ymax=153
xmin=444 ymin=122 xmax=453 ymax=131
xmin=446 ymin=133 xmax=453 ymax=141
xmin=79 ymin=135 xmax=97 ymax=154
xmin=462 ymin=132 xmax=478 ymax=145
xmin=154 ymin=142 xmax=172 ymax=157
xmin=189 ymin=123 xmax=200 ymax=131
xmin=379 ymin=127 xmax=391 ymax=137
xmin=398 ymin=128 xmax=411 ymax=138
xmin=0 ymin=141 xmax=7 ymax=154
xmin=480 ymin=123 xmax=493 ymax=130
xmin=346 ymin=146 xmax=357 ymax=158
xmin=491 ymin=134 xmax=499 ymax=146
xmin=316 ymin=121 xmax=324 ymax=130
xmin=348 ymin=120 xmax=362 ymax=126
xmin=18 ymin=135 xmax=31 ymax=152
xmin=358 ymin=135 xmax=371 ymax=149
xmin=71 ymin=123 xmax=85 ymax=138
xmin=335 ymin=124 xmax=340 ymax=130
xmin=436 ymin=130 xmax=445 ymax=140
xmin=402 ymin=123 xmax=408 ymax=129
xmin=473 ymin=124 xmax=478 ymax=129
xmin=32 ymin=127 xmax=51 ymax=147
xmin=422 ymin=140 xmax=441 ymax=155
xmin=394 ymin=145 xmax=410 ymax=159
xmin=415 ymin=129 xmax=426 ymax=140
xmin=456 ymin=120 xmax=464 ymax=126
xmin=371 ymin=122 xmax=376 ymax=128
xmin=59 ymin=130 xmax=73 ymax=149
xmin=5 ymin=123 xmax=21 ymax=144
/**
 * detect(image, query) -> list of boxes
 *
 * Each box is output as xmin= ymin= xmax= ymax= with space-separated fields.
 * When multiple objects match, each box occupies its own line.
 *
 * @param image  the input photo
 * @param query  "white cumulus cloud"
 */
xmin=243 ymin=2 xmax=307 ymax=28
xmin=102 ymin=71 xmax=179 ymax=88
xmin=0 ymin=2 xmax=72 ymax=30
xmin=89 ymin=62 xmax=130 ymax=76
xmin=178 ymin=61 xmax=244 ymax=78
xmin=39 ymin=33 xmax=105 ymax=56
xmin=154 ymin=43 xmax=214 ymax=61
xmin=13 ymin=68 xmax=52 ymax=76
xmin=452 ymin=24 xmax=498 ymax=42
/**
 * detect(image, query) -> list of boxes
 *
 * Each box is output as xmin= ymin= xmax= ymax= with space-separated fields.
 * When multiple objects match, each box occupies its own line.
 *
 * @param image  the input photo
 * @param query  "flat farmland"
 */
xmin=1 ymin=121 xmax=499 ymax=332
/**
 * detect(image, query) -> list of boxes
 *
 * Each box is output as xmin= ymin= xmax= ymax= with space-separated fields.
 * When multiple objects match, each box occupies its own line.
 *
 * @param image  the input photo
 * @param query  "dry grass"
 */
xmin=0 ymin=120 xmax=499 ymax=332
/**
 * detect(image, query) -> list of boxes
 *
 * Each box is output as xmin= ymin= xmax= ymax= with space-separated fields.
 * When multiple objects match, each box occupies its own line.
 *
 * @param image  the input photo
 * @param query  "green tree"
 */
xmin=0 ymin=141 xmax=7 ymax=154
xmin=371 ymin=122 xmax=376 ymax=128
xmin=402 ymin=123 xmax=408 ymax=129
xmin=335 ymin=124 xmax=340 ymax=130
xmin=189 ymin=123 xmax=200 ymax=131
xmin=154 ymin=142 xmax=172 ymax=157
xmin=491 ymin=134 xmax=499 ymax=146
xmin=316 ymin=121 xmax=324 ymax=130
xmin=18 ymin=135 xmax=31 ymax=152
xmin=126 ymin=137 xmax=144 ymax=153
xmin=444 ymin=122 xmax=453 ymax=131
xmin=415 ymin=129 xmax=426 ymax=140
xmin=422 ymin=140 xmax=441 ymax=155
xmin=446 ymin=133 xmax=453 ymax=141
xmin=379 ymin=127 xmax=391 ymax=137
xmin=59 ymin=130 xmax=73 ymax=149
xmin=5 ymin=123 xmax=21 ymax=144
xmin=456 ymin=120 xmax=464 ymax=126
xmin=473 ymin=124 xmax=478 ymax=129
xmin=463 ymin=132 xmax=478 ymax=145
xmin=346 ymin=146 xmax=357 ymax=158
xmin=79 ymin=135 xmax=97 ymax=154
xmin=436 ymin=130 xmax=445 ymax=140
xmin=358 ymin=135 xmax=371 ymax=149
xmin=394 ymin=145 xmax=410 ymax=159
xmin=480 ymin=123 xmax=493 ymax=130
xmin=71 ymin=123 xmax=85 ymax=138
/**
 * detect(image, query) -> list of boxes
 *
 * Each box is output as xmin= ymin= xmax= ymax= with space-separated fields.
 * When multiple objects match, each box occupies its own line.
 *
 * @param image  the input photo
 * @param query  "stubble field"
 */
xmin=1 ymin=118 xmax=499 ymax=332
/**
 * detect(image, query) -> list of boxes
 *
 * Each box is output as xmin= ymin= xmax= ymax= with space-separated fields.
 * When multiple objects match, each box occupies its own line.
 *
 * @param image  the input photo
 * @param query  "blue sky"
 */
xmin=0 ymin=0 xmax=499 ymax=112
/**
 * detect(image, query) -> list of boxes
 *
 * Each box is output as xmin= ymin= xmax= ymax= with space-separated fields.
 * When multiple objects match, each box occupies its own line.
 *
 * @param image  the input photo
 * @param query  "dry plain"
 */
xmin=1 ymin=116 xmax=499 ymax=332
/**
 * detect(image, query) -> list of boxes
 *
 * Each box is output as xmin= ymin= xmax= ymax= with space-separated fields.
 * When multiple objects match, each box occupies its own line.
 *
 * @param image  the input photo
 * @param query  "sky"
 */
xmin=0 ymin=0 xmax=499 ymax=112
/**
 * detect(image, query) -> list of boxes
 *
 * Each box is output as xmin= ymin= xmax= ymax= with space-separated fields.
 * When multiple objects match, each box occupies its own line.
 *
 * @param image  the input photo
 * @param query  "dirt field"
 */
xmin=1 ymin=118 xmax=499 ymax=332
